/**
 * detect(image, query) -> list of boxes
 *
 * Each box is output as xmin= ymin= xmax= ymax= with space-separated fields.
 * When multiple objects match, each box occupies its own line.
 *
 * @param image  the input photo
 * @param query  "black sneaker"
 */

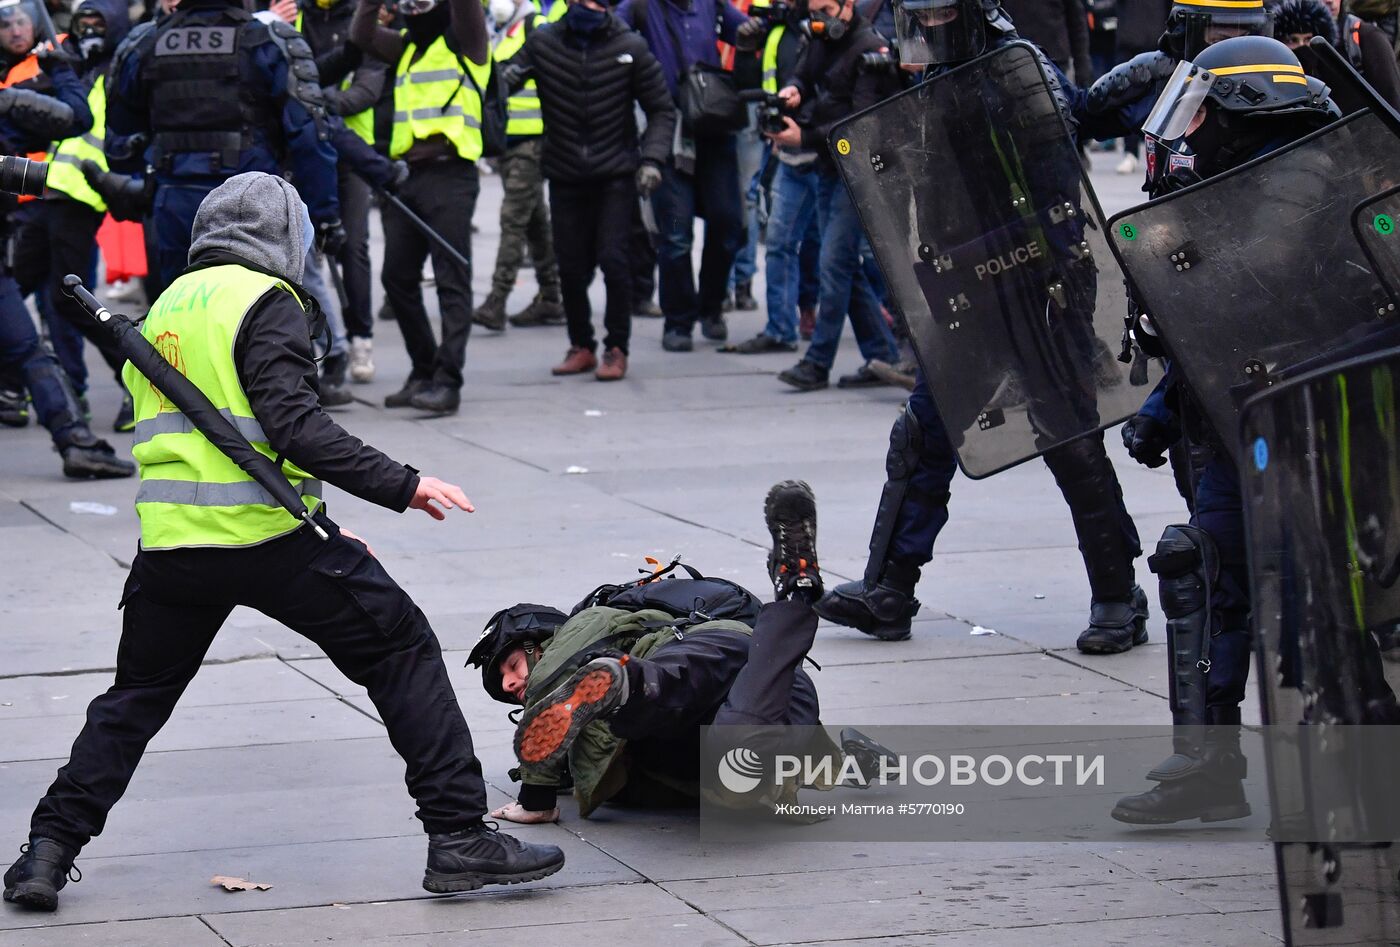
xmin=384 ymin=378 xmax=432 ymax=409
xmin=514 ymin=657 xmax=630 ymax=770
xmin=3 ymin=838 xmax=79 ymax=912
xmin=839 ymin=727 xmax=899 ymax=787
xmin=61 ymin=435 xmax=135 ymax=480
xmin=778 ymin=361 xmax=829 ymax=392
xmin=764 ymin=480 xmax=822 ymax=601
xmin=0 ymin=387 xmax=27 ymax=428
xmin=838 ymin=363 xmax=893 ymax=389
xmin=723 ymin=333 xmax=797 ymax=354
xmin=661 ymin=331 xmax=694 ymax=352
xmin=423 ymin=823 xmax=565 ymax=893
xmin=734 ymin=281 xmax=758 ymax=311
xmin=410 ymin=384 xmax=461 ymax=417
xmin=1076 ymin=585 xmax=1150 ymax=654
xmin=112 ymin=391 xmax=135 ymax=433
xmin=700 ymin=316 xmax=728 ymax=342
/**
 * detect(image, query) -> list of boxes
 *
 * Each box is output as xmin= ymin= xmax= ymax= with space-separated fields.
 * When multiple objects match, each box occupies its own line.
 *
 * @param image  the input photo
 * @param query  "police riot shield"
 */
xmin=1108 ymin=109 xmax=1400 ymax=467
xmin=1242 ymin=345 xmax=1400 ymax=945
xmin=830 ymin=42 xmax=1158 ymax=478
xmin=1353 ymin=184 xmax=1400 ymax=307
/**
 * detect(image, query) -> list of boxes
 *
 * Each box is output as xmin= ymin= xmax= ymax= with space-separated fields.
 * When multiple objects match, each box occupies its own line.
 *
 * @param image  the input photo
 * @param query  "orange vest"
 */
xmin=2 ymin=44 xmax=66 ymax=202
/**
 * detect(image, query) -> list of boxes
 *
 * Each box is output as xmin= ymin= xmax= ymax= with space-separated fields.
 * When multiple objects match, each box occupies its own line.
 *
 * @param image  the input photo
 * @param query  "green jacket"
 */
xmin=520 ymin=606 xmax=754 ymax=817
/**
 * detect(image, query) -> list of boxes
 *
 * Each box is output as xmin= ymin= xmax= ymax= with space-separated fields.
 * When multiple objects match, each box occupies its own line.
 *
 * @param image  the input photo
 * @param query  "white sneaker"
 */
xmin=107 ymin=279 xmax=144 ymax=304
xmin=349 ymin=337 xmax=375 ymax=383
xmin=1115 ymin=153 xmax=1139 ymax=175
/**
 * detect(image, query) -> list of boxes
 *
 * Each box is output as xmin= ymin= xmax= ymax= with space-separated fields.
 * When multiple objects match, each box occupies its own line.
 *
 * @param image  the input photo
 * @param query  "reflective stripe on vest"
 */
xmin=494 ymin=15 xmax=543 ymax=136
xmin=124 ymin=264 xmax=322 ymax=551
xmin=46 ymin=75 xmax=108 ymax=212
xmin=390 ymin=34 xmax=488 ymax=160
xmin=761 ymin=25 xmax=784 ymax=94
xmin=293 ymin=11 xmax=375 ymax=145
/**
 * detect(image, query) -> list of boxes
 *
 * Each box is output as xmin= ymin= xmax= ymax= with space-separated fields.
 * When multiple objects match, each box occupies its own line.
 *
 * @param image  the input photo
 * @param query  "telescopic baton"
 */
xmin=369 ymin=183 xmax=474 ymax=275
xmin=63 ymin=275 xmax=330 ymax=541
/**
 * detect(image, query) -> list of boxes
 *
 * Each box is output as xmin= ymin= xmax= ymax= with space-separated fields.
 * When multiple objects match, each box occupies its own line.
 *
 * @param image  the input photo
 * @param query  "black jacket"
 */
xmin=1000 ymin=0 xmax=1093 ymax=79
xmin=186 ymin=250 xmax=419 ymax=513
xmin=789 ymin=15 xmax=901 ymax=171
xmin=506 ymin=15 xmax=676 ymax=183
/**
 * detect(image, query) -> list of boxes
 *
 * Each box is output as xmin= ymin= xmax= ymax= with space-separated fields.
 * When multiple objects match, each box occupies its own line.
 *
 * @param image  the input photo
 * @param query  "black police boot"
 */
xmin=0 ymin=386 xmax=30 ymax=428
xmin=514 ymin=657 xmax=630 ymax=769
xmin=1111 ymin=716 xmax=1250 ymax=825
xmin=410 ymin=384 xmax=461 ymax=416
xmin=839 ymin=727 xmax=899 ymax=787
xmin=472 ymin=292 xmax=508 ymax=331
xmin=3 ymin=837 xmax=80 ymax=912
xmin=815 ymin=564 xmax=920 ymax=642
xmin=320 ymin=353 xmax=353 ymax=407
xmin=765 ymin=479 xmax=822 ymax=602
xmin=60 ymin=430 xmax=135 ymax=480
xmin=112 ymin=391 xmax=135 ymax=433
xmin=777 ymin=360 xmax=829 ymax=392
xmin=423 ymin=822 xmax=565 ymax=893
xmin=384 ymin=378 xmax=432 ymax=409
xmin=1076 ymin=585 xmax=1150 ymax=654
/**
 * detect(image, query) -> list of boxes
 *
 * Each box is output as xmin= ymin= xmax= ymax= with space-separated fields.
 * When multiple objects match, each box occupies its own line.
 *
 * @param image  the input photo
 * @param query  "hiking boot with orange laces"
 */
xmin=764 ymin=480 xmax=822 ymax=603
xmin=514 ymin=656 xmax=631 ymax=770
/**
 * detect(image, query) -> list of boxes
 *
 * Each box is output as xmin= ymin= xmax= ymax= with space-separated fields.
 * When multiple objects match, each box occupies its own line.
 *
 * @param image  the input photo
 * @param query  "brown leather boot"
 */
xmin=552 ymin=346 xmax=598 ymax=376
xmin=595 ymin=347 xmax=627 ymax=381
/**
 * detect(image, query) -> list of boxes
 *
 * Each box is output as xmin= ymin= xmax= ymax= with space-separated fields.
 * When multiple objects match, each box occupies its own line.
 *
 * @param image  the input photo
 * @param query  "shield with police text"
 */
xmin=830 ymin=42 xmax=1157 ymax=478
xmin=1108 ymin=109 xmax=1400 ymax=467
xmin=1241 ymin=344 xmax=1400 ymax=945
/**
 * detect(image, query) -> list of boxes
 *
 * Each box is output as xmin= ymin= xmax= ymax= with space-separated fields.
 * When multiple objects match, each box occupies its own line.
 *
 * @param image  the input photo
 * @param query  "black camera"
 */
xmin=751 ymin=1 xmax=789 ymax=23
xmin=0 ymin=156 xmax=47 ymax=198
xmin=858 ymin=49 xmax=900 ymax=73
xmin=739 ymin=88 xmax=787 ymax=135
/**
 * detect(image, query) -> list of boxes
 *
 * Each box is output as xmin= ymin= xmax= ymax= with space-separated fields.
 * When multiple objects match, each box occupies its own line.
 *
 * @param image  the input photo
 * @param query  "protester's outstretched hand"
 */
xmin=490 ymin=802 xmax=560 ymax=824
xmin=410 ymin=476 xmax=475 ymax=520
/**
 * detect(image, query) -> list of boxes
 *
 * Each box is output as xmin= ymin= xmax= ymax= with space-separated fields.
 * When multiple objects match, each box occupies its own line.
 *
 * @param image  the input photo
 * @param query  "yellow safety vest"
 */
xmin=293 ymin=11 xmax=376 ymax=145
xmin=390 ymin=33 xmax=489 ymax=161
xmin=46 ymin=74 xmax=107 ymax=212
xmin=546 ymin=0 xmax=566 ymax=23
xmin=761 ymin=24 xmax=784 ymax=95
xmin=493 ymin=14 xmax=542 ymax=137
xmin=126 ymin=265 xmax=322 ymax=551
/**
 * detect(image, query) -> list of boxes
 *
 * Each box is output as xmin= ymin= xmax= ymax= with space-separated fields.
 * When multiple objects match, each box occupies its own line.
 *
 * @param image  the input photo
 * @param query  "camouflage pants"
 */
xmin=489 ymin=137 xmax=560 ymax=300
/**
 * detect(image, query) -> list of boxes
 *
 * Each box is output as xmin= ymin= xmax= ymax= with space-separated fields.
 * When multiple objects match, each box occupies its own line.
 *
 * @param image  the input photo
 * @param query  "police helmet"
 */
xmin=892 ymin=0 xmax=1012 ymax=66
xmin=466 ymin=603 xmax=568 ymax=704
xmin=1144 ymin=36 xmax=1339 ymax=169
xmin=1164 ymin=0 xmax=1273 ymax=58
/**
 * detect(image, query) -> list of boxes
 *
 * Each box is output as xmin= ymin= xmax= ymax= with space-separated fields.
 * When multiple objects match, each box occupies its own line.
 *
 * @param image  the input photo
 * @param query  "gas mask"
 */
xmin=74 ymin=16 xmax=106 ymax=59
xmin=489 ymin=0 xmax=517 ymax=26
xmin=802 ymin=0 xmax=848 ymax=40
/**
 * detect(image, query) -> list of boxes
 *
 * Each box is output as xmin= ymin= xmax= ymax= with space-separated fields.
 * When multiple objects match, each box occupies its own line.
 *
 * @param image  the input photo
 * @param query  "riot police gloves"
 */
xmin=0 ymin=87 xmax=74 ymax=138
xmin=316 ymin=219 xmax=348 ymax=257
xmin=1121 ymin=414 xmax=1175 ymax=468
xmin=79 ymin=160 xmax=148 ymax=222
xmin=635 ymin=162 xmax=662 ymax=197
xmin=384 ymin=159 xmax=410 ymax=194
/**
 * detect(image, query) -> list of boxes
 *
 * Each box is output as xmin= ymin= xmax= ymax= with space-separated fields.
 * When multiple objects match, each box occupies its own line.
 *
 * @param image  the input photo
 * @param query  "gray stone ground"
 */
xmin=0 ymin=151 xmax=1285 ymax=945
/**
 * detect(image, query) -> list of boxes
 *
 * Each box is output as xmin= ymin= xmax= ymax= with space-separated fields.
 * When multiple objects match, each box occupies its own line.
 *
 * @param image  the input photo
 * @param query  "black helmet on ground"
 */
xmin=466 ymin=603 xmax=568 ymax=704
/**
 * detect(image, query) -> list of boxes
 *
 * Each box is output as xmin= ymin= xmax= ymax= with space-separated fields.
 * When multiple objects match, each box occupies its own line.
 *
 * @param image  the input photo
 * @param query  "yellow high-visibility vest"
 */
xmin=46 ymin=75 xmax=107 ymax=212
xmin=390 ymin=33 xmax=490 ymax=161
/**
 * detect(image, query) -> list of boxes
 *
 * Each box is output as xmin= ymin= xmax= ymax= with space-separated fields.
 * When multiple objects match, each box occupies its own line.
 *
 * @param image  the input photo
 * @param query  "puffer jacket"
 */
xmin=504 ymin=14 xmax=677 ymax=182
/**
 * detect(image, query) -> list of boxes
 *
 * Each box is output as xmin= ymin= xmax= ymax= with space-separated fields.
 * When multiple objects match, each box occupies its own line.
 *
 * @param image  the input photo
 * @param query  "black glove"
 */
xmin=735 ymin=16 xmax=765 ymax=51
xmin=316 ymin=219 xmax=348 ymax=257
xmin=384 ymin=159 xmax=409 ymax=194
xmin=636 ymin=162 xmax=663 ymax=197
xmin=79 ymin=160 xmax=148 ymax=222
xmin=0 ymin=87 xmax=76 ymax=137
xmin=1120 ymin=413 xmax=1174 ymax=469
xmin=499 ymin=62 xmax=530 ymax=92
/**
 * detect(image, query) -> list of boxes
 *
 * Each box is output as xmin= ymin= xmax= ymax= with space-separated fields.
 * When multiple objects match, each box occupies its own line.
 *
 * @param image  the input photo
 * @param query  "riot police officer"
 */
xmin=0 ymin=0 xmax=133 ymax=478
xmin=815 ymin=0 xmax=1150 ymax=655
xmin=104 ymin=0 xmax=344 ymax=288
xmin=1110 ymin=36 xmax=1341 ymax=824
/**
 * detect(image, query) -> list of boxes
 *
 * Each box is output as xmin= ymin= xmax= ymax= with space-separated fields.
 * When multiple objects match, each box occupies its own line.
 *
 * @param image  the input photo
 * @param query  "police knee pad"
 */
xmin=1148 ymin=525 xmax=1219 ymax=619
xmin=885 ymin=405 xmax=923 ymax=483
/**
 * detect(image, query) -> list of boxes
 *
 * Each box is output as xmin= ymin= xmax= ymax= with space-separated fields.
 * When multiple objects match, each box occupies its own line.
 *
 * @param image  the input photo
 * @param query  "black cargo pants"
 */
xmin=28 ymin=517 xmax=489 ymax=850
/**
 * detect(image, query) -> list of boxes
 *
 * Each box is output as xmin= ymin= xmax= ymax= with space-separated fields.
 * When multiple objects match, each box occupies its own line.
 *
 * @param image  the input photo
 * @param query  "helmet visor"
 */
xmin=0 ymin=0 xmax=57 ymax=58
xmin=1142 ymin=60 xmax=1219 ymax=142
xmin=893 ymin=0 xmax=985 ymax=65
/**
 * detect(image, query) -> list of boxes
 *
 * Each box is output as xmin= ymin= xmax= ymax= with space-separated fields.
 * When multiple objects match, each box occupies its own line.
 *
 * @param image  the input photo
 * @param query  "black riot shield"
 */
xmin=1108 ymin=109 xmax=1400 ymax=466
xmin=830 ymin=42 xmax=1158 ymax=478
xmin=1354 ymin=184 xmax=1400 ymax=306
xmin=1242 ymin=345 xmax=1400 ymax=945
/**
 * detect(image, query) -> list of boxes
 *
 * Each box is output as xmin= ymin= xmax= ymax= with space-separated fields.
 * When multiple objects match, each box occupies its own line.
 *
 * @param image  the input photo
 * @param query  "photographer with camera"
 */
xmin=771 ymin=0 xmax=903 ymax=391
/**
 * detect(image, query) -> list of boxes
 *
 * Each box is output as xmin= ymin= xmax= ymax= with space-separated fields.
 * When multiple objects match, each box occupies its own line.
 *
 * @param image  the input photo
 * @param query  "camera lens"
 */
xmin=0 ymin=156 xmax=47 ymax=198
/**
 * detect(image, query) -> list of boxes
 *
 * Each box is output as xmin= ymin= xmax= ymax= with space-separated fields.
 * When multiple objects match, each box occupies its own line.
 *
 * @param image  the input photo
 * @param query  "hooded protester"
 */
xmin=11 ymin=0 xmax=134 ymax=434
xmin=2 ymin=173 xmax=566 ymax=914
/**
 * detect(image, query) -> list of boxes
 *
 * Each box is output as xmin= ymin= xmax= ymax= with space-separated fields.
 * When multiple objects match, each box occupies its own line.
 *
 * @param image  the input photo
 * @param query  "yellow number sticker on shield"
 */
xmin=835 ymin=138 xmax=851 ymax=156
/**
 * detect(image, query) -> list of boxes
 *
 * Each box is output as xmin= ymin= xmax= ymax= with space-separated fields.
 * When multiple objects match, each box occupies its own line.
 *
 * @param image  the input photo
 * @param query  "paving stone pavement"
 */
xmin=0 ymin=152 xmax=1284 ymax=945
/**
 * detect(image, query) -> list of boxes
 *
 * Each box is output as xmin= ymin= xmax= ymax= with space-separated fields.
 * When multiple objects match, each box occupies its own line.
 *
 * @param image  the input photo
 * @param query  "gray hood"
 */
xmin=188 ymin=173 xmax=309 ymax=285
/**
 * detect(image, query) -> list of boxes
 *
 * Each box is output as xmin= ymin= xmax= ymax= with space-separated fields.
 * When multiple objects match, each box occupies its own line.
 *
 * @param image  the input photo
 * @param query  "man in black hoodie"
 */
xmin=502 ymin=0 xmax=675 ymax=380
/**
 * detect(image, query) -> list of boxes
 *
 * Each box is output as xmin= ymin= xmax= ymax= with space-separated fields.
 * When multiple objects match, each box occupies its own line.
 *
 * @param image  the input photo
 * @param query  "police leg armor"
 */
xmin=814 ymin=405 xmax=929 ymax=641
xmin=1111 ymin=526 xmax=1250 ymax=824
xmin=1041 ymin=435 xmax=1149 ymax=654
